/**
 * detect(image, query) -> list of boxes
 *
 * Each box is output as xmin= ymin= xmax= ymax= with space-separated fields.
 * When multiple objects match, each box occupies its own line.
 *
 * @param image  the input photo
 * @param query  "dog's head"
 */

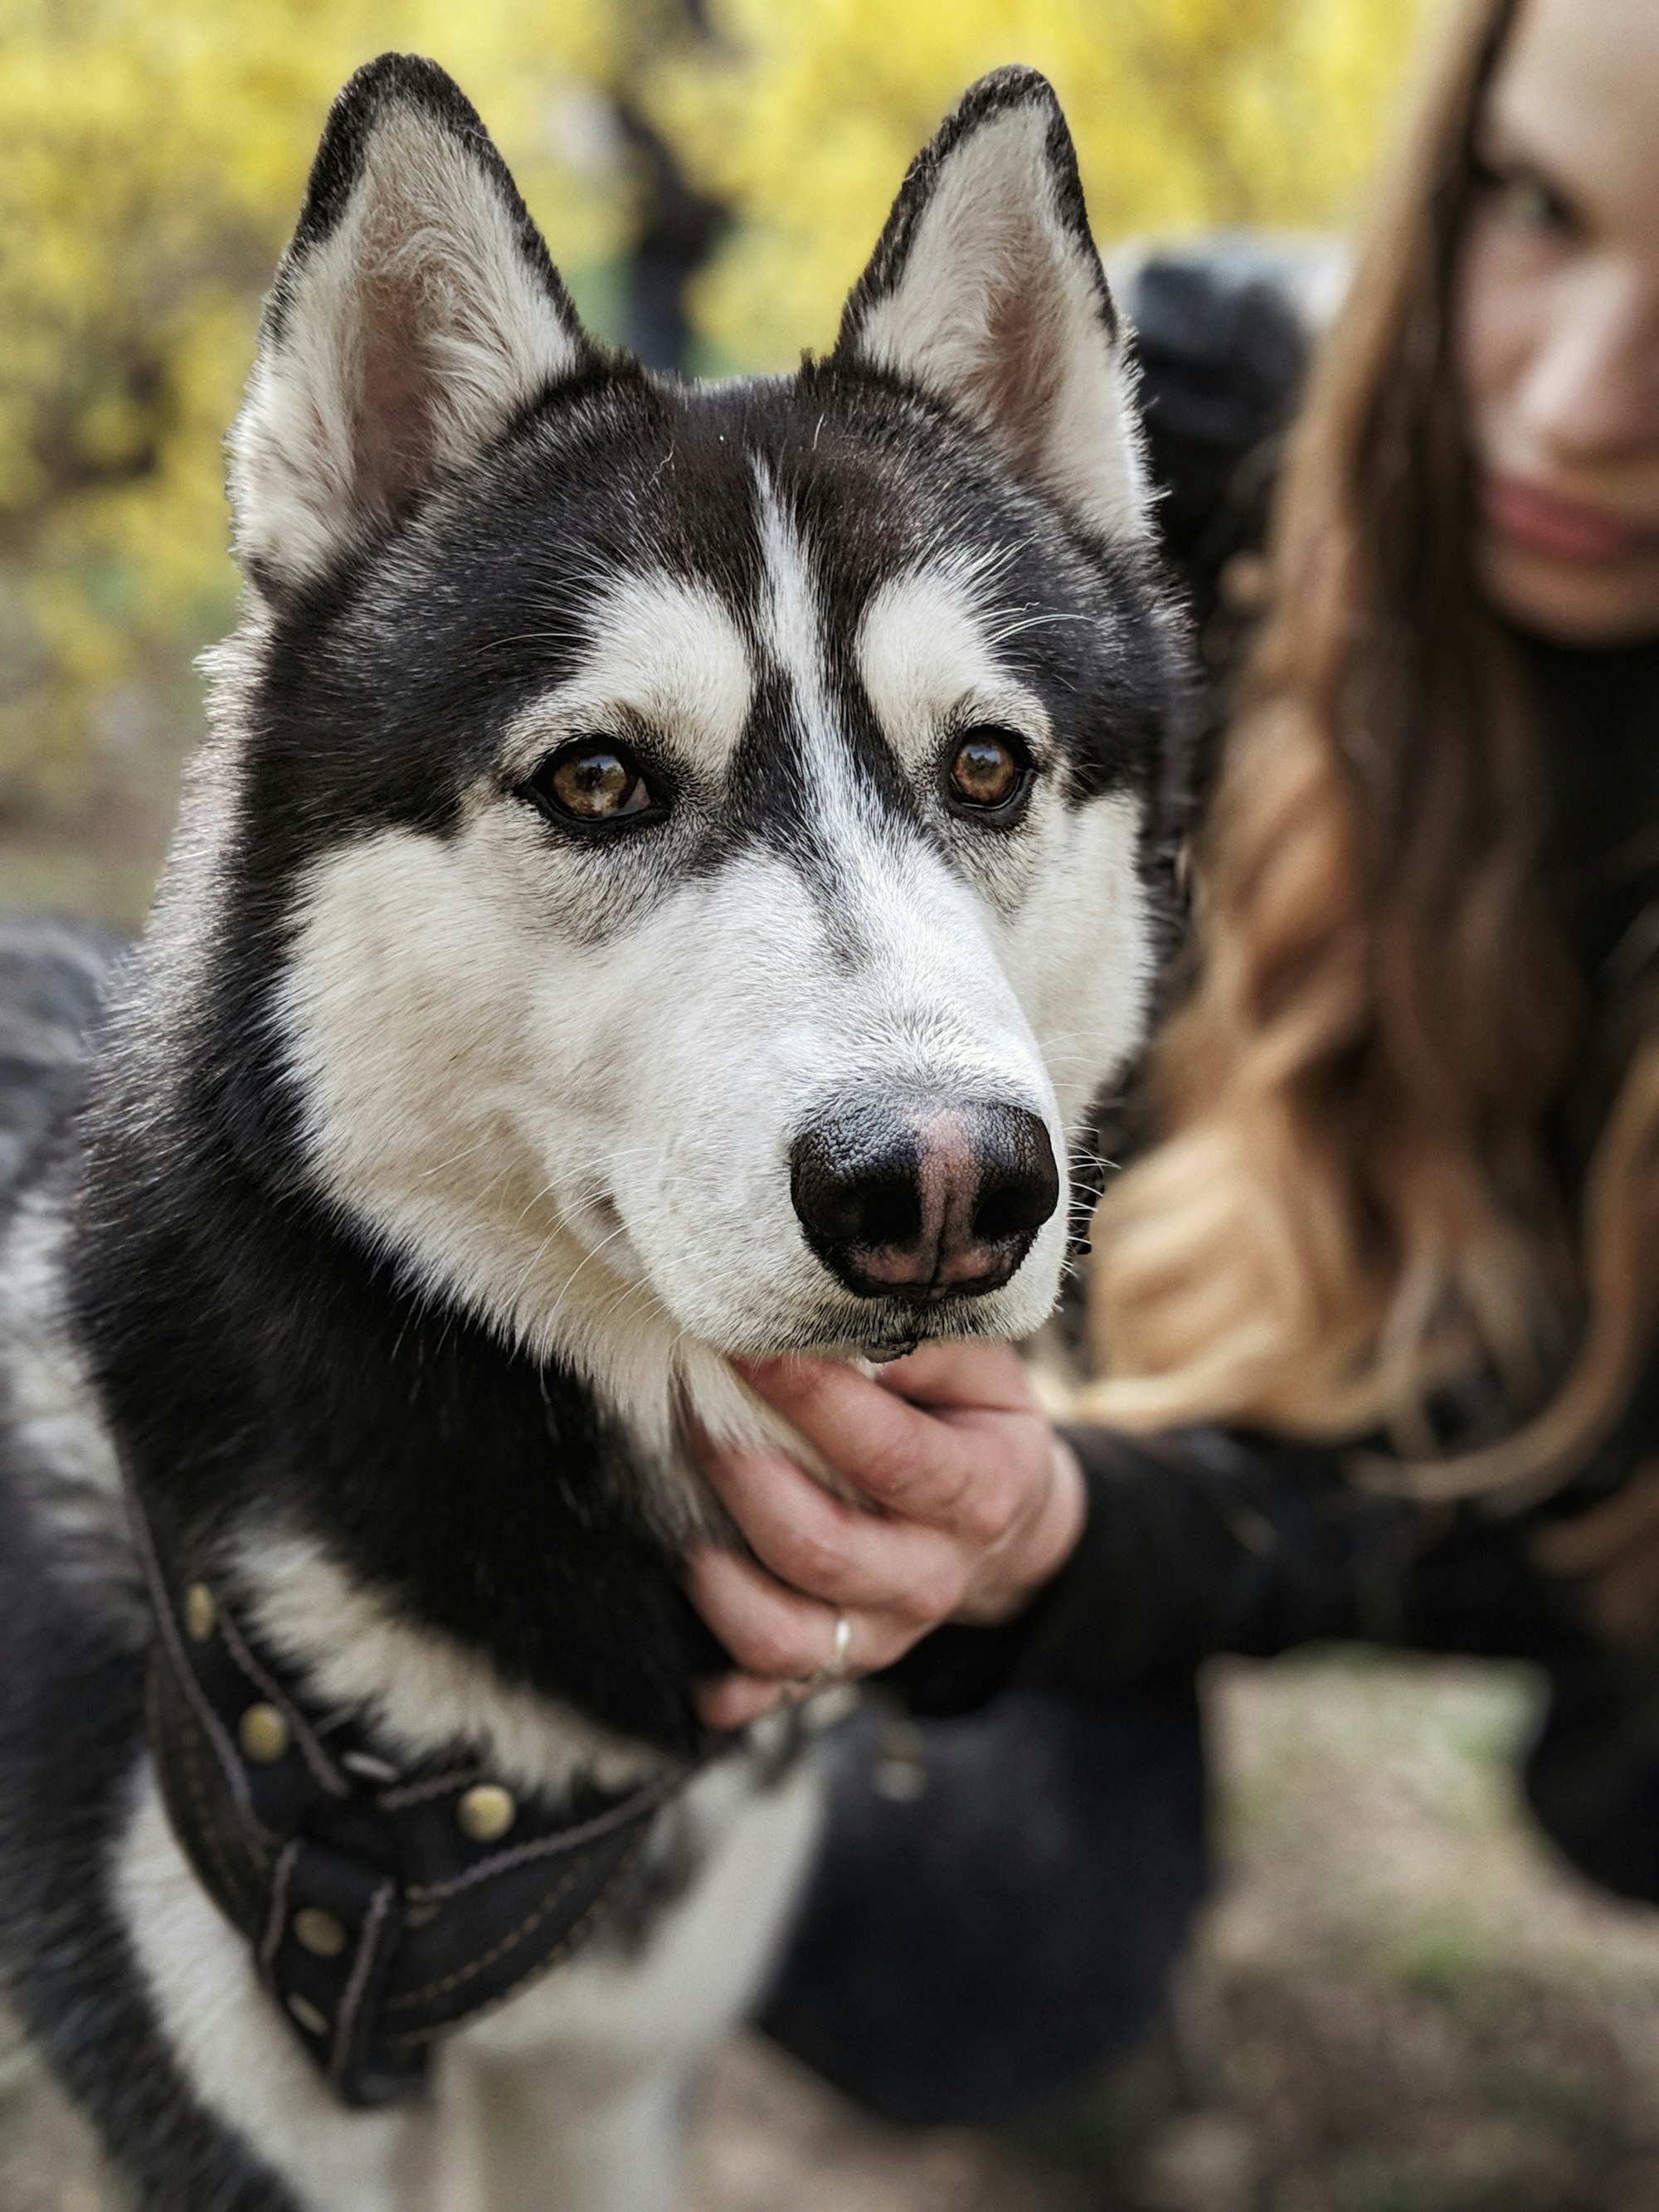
xmin=192 ymin=56 xmax=1185 ymax=1446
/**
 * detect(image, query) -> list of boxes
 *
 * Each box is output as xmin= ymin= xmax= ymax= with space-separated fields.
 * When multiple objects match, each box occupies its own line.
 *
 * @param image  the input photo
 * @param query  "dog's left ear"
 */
xmin=834 ymin=68 xmax=1149 ymax=542
xmin=230 ymin=54 xmax=601 ymax=600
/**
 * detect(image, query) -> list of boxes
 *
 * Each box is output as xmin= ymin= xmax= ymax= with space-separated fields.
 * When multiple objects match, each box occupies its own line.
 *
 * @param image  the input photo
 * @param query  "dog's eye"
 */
xmin=946 ymin=728 xmax=1032 ymax=818
xmin=522 ymin=740 xmax=663 ymax=829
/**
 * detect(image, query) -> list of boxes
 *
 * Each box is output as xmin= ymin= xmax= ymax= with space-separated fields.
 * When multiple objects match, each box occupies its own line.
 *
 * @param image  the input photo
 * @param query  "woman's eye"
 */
xmin=946 ymin=727 xmax=1033 ymax=817
xmin=523 ymin=741 xmax=663 ymax=829
xmin=1504 ymin=177 xmax=1571 ymax=231
xmin=1481 ymin=161 xmax=1576 ymax=239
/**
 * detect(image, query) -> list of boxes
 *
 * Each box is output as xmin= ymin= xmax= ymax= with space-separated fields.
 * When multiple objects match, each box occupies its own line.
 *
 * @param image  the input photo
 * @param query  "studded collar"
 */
xmin=130 ymin=1496 xmax=713 ymax=2107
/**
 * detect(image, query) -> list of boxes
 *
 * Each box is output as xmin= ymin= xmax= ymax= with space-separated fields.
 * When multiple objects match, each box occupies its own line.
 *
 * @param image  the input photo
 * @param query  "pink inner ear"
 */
xmin=353 ymin=270 xmax=440 ymax=523
xmin=965 ymin=242 xmax=1068 ymax=481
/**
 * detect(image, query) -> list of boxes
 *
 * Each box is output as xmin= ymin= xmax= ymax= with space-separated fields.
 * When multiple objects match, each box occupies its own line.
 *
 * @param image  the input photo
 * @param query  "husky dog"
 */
xmin=0 ymin=52 xmax=1187 ymax=2212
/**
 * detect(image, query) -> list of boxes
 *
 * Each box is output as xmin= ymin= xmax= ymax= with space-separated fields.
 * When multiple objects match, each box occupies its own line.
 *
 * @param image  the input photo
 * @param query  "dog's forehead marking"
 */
xmin=857 ymin=555 xmax=1053 ymax=765
xmin=752 ymin=463 xmax=834 ymax=740
xmin=747 ymin=460 xmax=889 ymax=966
xmin=508 ymin=569 xmax=754 ymax=771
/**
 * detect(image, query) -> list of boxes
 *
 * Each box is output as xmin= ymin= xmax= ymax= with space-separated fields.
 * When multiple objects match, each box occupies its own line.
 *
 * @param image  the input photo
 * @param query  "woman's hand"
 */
xmin=685 ymin=1340 xmax=1085 ymax=1730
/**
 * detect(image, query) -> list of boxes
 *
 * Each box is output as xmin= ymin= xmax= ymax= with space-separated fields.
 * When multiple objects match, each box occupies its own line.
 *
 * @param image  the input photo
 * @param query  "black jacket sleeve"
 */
xmin=883 ymin=1422 xmax=1593 ymax=1719
xmin=1520 ymin=1345 xmax=1659 ymax=1903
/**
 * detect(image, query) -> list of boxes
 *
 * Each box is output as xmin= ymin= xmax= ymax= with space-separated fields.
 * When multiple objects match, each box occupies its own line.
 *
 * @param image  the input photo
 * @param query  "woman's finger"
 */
xmin=866 ymin=1337 xmax=1037 ymax=1414
xmin=684 ymin=1542 xmax=906 ymax=1684
xmin=693 ymin=1670 xmax=795 ymax=1731
xmin=690 ymin=1432 xmax=968 ymax=1622
xmin=733 ymin=1355 xmax=1012 ymax=1533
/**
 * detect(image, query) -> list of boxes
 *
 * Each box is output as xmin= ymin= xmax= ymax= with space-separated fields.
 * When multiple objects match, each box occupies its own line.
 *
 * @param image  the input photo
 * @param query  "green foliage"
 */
xmin=0 ymin=0 xmax=1424 ymax=810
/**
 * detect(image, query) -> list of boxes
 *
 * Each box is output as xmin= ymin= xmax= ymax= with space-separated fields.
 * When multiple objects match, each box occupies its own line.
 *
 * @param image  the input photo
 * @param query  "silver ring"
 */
xmin=799 ymin=1612 xmax=854 ymax=1692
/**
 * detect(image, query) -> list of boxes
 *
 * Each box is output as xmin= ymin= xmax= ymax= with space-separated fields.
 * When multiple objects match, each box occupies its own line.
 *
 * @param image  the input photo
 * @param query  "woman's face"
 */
xmin=1458 ymin=0 xmax=1659 ymax=646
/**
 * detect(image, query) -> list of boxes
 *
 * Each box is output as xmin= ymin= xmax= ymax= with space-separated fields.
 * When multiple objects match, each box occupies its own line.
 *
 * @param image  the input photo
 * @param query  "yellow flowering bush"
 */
xmin=0 ymin=0 xmax=1423 ymax=805
xmin=650 ymin=0 xmax=1425 ymax=369
xmin=0 ymin=0 xmax=629 ymax=801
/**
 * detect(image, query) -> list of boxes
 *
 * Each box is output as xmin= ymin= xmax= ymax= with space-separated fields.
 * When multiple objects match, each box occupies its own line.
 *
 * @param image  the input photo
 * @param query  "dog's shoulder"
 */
xmin=0 ymin=913 xmax=144 ymax=1637
xmin=0 ymin=912 xmax=123 ymax=1216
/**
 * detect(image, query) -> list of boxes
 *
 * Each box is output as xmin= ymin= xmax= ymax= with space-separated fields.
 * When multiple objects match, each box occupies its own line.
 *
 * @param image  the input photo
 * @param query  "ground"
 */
xmin=8 ymin=1654 xmax=1659 ymax=2212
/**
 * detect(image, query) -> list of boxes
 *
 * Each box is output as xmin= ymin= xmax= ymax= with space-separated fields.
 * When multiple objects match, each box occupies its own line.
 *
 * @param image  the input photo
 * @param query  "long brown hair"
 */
xmin=1082 ymin=0 xmax=1659 ymax=1494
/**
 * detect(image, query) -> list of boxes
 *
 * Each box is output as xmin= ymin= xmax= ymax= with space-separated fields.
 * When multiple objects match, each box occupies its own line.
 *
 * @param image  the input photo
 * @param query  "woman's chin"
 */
xmin=1477 ymin=530 xmax=1659 ymax=648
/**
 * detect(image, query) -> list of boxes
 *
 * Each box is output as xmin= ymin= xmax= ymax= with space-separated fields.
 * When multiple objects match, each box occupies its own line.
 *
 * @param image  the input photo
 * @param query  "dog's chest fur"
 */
xmin=0 ymin=1017 xmax=824 ymax=2210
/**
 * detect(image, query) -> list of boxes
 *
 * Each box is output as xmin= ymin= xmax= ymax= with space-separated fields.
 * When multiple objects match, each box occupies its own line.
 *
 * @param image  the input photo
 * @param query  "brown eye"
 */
xmin=946 ymin=727 xmax=1031 ymax=817
xmin=523 ymin=740 xmax=664 ymax=829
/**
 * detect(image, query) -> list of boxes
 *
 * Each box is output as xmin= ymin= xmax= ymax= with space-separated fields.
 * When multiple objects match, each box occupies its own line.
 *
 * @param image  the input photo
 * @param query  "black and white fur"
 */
xmin=0 ymin=56 xmax=1188 ymax=2212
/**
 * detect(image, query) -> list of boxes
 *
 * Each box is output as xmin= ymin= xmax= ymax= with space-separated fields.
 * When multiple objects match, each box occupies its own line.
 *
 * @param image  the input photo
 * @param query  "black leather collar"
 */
xmin=131 ymin=1498 xmax=710 ymax=2107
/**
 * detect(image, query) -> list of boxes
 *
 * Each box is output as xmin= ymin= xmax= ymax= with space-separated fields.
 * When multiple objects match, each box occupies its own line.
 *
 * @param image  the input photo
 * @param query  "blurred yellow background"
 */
xmin=0 ymin=0 xmax=1423 ymax=907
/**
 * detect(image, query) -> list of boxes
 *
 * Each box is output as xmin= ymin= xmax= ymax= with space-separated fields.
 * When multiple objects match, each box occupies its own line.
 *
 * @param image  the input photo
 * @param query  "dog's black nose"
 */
xmin=791 ymin=1103 xmax=1059 ymax=1302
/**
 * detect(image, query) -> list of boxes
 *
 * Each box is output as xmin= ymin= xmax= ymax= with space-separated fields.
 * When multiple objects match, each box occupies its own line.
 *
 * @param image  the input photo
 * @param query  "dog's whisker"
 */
xmin=529 ymin=1217 xmax=641 ymax=1332
xmin=980 ymin=609 xmax=1092 ymax=645
xmin=414 ymin=1132 xmax=498 ymax=1181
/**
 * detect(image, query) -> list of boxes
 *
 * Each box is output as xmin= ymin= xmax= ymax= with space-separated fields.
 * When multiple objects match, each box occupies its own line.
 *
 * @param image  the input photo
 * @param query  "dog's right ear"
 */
xmin=229 ymin=55 xmax=600 ymax=601
xmin=833 ymin=68 xmax=1150 ymax=544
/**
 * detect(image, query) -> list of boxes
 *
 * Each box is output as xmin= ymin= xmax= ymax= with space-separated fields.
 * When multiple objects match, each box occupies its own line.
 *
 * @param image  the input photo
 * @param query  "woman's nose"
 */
xmin=1517 ymin=266 xmax=1659 ymax=461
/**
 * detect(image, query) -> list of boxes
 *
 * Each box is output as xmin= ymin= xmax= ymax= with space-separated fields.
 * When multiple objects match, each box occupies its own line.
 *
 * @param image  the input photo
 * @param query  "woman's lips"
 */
xmin=1481 ymin=474 xmax=1659 ymax=566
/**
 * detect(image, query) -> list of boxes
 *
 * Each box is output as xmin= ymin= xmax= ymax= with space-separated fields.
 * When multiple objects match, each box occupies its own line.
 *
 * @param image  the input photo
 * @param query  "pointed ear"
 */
xmin=834 ymin=68 xmax=1150 ymax=542
xmin=228 ymin=54 xmax=600 ymax=600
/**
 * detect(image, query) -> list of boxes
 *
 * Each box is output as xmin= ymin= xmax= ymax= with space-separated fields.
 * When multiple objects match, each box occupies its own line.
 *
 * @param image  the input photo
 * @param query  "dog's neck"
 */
xmin=75 ymin=1117 xmax=729 ymax=1758
xmin=560 ymin=1289 xmax=867 ymax=1517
